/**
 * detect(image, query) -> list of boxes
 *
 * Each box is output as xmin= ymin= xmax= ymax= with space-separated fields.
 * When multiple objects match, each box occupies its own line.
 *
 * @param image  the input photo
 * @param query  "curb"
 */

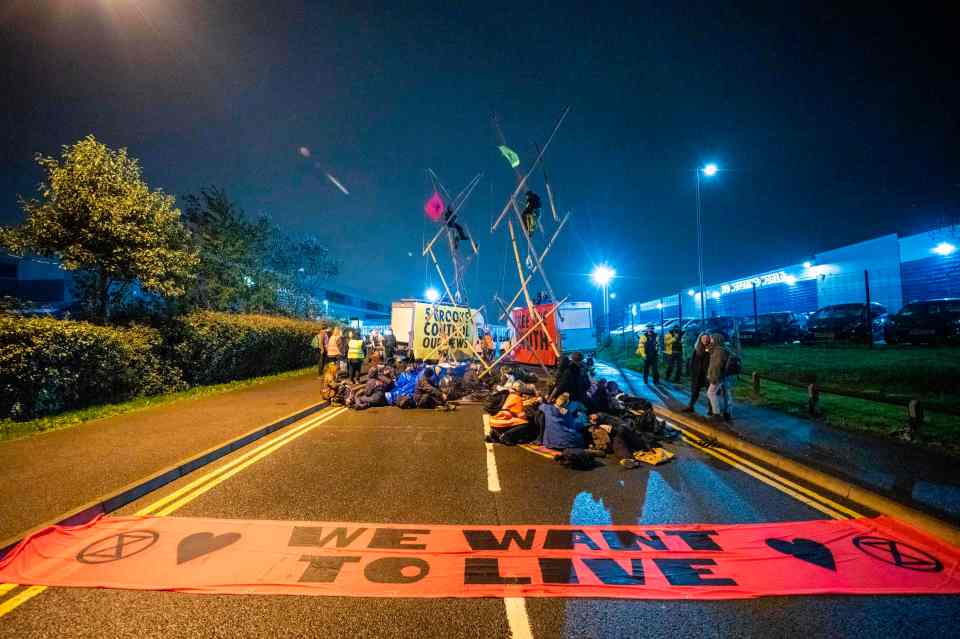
xmin=0 ymin=400 xmax=330 ymax=560
xmin=656 ymin=405 xmax=960 ymax=547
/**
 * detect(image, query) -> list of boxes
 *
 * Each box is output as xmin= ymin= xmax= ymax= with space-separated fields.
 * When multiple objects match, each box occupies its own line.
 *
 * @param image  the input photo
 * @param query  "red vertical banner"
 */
xmin=511 ymin=304 xmax=560 ymax=366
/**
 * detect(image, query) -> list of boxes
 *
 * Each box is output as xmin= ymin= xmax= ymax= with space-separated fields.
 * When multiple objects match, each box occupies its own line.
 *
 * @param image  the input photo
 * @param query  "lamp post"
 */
xmin=591 ymin=264 xmax=615 ymax=338
xmin=696 ymin=163 xmax=718 ymax=322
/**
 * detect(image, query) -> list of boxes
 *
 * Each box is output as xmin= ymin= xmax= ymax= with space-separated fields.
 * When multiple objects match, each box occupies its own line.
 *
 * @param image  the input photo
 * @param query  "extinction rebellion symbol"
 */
xmin=852 ymin=536 xmax=943 ymax=572
xmin=76 ymin=530 xmax=159 ymax=564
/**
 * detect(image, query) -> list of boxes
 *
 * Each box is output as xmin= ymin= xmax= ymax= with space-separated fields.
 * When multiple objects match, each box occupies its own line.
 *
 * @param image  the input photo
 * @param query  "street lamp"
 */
xmin=591 ymin=264 xmax=615 ymax=337
xmin=424 ymin=287 xmax=440 ymax=303
xmin=696 ymin=163 xmax=718 ymax=322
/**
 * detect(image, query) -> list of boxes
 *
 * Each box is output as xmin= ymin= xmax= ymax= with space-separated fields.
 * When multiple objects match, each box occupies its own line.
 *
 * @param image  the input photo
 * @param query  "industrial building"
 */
xmin=626 ymin=226 xmax=960 ymax=328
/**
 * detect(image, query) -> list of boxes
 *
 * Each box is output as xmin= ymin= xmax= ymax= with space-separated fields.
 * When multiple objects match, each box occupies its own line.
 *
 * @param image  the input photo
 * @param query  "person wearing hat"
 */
xmin=635 ymin=324 xmax=660 ymax=384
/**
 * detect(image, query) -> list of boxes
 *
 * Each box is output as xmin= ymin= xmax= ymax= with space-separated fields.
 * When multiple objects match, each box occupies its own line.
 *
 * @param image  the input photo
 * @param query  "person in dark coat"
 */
xmin=549 ymin=352 xmax=589 ymax=404
xmin=413 ymin=368 xmax=447 ymax=409
xmin=383 ymin=329 xmax=397 ymax=363
xmin=683 ymin=333 xmax=713 ymax=415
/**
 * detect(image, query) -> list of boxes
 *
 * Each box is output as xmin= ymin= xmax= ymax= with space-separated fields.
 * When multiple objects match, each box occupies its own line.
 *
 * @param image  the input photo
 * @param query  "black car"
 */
xmin=740 ymin=312 xmax=806 ymax=344
xmin=885 ymin=298 xmax=960 ymax=345
xmin=804 ymin=303 xmax=887 ymax=343
xmin=684 ymin=316 xmax=739 ymax=340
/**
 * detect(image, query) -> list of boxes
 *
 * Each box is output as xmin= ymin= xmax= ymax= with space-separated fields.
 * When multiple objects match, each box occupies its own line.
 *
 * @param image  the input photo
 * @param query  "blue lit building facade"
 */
xmin=626 ymin=226 xmax=960 ymax=328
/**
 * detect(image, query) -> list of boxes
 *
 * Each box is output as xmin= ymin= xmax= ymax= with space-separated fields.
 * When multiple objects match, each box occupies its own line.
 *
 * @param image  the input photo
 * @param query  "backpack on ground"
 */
xmin=554 ymin=448 xmax=600 ymax=470
xmin=483 ymin=389 xmax=509 ymax=415
xmin=395 ymin=395 xmax=415 ymax=409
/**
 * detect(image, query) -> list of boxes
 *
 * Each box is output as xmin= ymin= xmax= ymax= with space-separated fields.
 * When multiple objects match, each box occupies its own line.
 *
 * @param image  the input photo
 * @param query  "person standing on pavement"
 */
xmin=636 ymin=324 xmax=660 ymax=384
xmin=312 ymin=327 xmax=330 ymax=376
xmin=326 ymin=326 xmax=344 ymax=368
xmin=346 ymin=330 xmax=365 ymax=383
xmin=706 ymin=332 xmax=734 ymax=422
xmin=683 ymin=333 xmax=713 ymax=415
xmin=664 ymin=325 xmax=683 ymax=383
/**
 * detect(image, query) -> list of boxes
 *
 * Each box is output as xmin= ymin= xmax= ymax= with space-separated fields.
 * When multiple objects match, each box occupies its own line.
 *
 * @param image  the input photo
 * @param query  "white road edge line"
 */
xmin=482 ymin=415 xmax=533 ymax=639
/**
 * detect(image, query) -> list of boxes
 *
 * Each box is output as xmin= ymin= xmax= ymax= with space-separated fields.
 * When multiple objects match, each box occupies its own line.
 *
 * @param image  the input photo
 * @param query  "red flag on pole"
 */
xmin=424 ymin=191 xmax=444 ymax=221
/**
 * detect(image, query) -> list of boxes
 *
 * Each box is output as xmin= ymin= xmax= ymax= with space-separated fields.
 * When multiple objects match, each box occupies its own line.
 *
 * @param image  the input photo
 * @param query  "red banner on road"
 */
xmin=1 ymin=515 xmax=958 ymax=599
xmin=511 ymin=304 xmax=560 ymax=367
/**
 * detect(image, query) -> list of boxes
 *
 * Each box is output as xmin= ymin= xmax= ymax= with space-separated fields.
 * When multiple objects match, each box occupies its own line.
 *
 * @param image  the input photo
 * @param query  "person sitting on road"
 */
xmin=486 ymin=384 xmax=541 ymax=446
xmin=549 ymin=351 xmax=589 ymax=404
xmin=413 ymin=367 xmax=449 ymax=409
xmin=541 ymin=394 xmax=589 ymax=450
xmin=353 ymin=368 xmax=390 ymax=410
xmin=683 ymin=333 xmax=713 ymax=415
xmin=589 ymin=412 xmax=658 ymax=468
xmin=489 ymin=382 xmax=531 ymax=430
xmin=383 ymin=328 xmax=397 ymax=363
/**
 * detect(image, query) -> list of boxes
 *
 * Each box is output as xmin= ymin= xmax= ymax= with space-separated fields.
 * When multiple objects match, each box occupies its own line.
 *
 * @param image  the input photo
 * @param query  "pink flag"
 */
xmin=424 ymin=191 xmax=444 ymax=221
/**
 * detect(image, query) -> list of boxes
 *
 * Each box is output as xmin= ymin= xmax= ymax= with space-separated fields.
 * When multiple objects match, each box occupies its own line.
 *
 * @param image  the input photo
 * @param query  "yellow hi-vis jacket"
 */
xmin=347 ymin=339 xmax=365 ymax=360
xmin=664 ymin=331 xmax=678 ymax=355
xmin=636 ymin=333 xmax=658 ymax=359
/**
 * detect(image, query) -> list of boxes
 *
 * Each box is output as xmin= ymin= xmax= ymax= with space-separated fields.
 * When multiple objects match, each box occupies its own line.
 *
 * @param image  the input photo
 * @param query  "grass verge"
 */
xmin=597 ymin=342 xmax=960 ymax=455
xmin=0 ymin=366 xmax=315 ymax=442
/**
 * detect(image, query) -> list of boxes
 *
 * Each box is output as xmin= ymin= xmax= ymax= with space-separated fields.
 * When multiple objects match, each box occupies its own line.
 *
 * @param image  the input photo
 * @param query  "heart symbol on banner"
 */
xmin=765 ymin=537 xmax=836 ymax=571
xmin=177 ymin=532 xmax=241 ymax=565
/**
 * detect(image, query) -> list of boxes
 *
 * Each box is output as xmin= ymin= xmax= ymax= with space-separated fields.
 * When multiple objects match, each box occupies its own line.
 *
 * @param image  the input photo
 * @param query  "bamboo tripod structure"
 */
xmin=484 ymin=106 xmax=572 ymax=374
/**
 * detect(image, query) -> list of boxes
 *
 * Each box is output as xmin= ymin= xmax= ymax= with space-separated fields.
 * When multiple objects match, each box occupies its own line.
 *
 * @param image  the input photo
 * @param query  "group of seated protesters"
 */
xmin=485 ymin=352 xmax=677 ymax=469
xmin=326 ymin=358 xmax=467 ymax=411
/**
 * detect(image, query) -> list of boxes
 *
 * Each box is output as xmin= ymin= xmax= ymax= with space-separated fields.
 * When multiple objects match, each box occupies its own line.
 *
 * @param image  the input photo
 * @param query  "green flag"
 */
xmin=498 ymin=145 xmax=520 ymax=168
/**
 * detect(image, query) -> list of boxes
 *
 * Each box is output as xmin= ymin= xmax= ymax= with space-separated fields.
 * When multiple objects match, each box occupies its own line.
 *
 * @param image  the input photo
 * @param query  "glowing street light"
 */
xmin=591 ymin=264 xmax=615 ymax=287
xmin=803 ymin=261 xmax=813 ymax=269
xmin=933 ymin=242 xmax=957 ymax=256
xmin=424 ymin=287 xmax=440 ymax=303
xmin=590 ymin=264 xmax=616 ymax=336
xmin=695 ymin=163 xmax=719 ymax=322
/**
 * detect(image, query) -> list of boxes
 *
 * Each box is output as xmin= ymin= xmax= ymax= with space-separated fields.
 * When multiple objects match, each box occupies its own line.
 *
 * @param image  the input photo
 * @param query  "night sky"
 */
xmin=2 ymin=1 xmax=957 ymax=310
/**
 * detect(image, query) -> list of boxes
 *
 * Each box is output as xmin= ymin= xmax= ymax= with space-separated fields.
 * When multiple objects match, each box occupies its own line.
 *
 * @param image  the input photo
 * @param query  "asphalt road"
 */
xmin=2 ymin=403 xmax=958 ymax=638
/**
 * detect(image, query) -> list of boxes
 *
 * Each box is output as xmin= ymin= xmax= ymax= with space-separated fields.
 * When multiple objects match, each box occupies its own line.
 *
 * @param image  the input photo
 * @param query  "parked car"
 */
xmin=740 ymin=312 xmax=806 ymax=344
xmin=885 ymin=298 xmax=960 ymax=345
xmin=683 ymin=315 xmax=739 ymax=339
xmin=803 ymin=303 xmax=887 ymax=344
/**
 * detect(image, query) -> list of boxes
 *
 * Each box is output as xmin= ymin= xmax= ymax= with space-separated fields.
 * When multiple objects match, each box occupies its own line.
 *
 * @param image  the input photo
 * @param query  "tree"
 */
xmin=180 ymin=186 xmax=338 ymax=316
xmin=180 ymin=186 xmax=275 ymax=312
xmin=0 ymin=135 xmax=197 ymax=323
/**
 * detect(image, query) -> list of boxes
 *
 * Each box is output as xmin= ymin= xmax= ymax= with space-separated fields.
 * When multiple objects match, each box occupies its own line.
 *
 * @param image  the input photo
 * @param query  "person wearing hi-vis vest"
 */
xmin=346 ymin=331 xmax=365 ymax=383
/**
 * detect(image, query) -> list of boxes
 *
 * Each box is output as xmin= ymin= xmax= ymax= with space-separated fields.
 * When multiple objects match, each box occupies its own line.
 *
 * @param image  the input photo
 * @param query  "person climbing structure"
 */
xmin=443 ymin=207 xmax=470 ymax=243
xmin=521 ymin=190 xmax=541 ymax=236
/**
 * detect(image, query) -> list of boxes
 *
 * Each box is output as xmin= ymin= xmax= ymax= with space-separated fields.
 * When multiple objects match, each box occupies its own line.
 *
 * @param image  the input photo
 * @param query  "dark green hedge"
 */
xmin=0 ymin=311 xmax=328 ymax=420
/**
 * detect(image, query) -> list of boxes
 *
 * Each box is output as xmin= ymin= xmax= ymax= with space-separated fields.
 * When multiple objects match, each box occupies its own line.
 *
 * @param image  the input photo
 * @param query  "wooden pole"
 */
xmin=495 ymin=294 xmax=550 ymax=376
xmin=498 ymin=211 xmax=570 ymax=319
xmin=479 ymin=298 xmax=567 ymax=378
xmin=425 ymin=247 xmax=493 ymax=373
xmin=491 ymin=106 xmax=571 ymax=232
xmin=508 ymin=220 xmax=560 ymax=358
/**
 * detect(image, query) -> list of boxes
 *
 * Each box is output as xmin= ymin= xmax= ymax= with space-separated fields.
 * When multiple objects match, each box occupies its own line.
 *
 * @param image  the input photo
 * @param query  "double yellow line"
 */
xmin=674 ymin=423 xmax=863 ymax=520
xmin=0 ymin=405 xmax=347 ymax=620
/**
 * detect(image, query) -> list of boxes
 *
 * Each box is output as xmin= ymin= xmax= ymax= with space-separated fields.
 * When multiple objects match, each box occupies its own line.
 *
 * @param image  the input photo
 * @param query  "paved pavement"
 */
xmin=593 ymin=361 xmax=960 ymax=523
xmin=0 ymin=371 xmax=325 ymax=542
xmin=2 ymin=395 xmax=957 ymax=638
